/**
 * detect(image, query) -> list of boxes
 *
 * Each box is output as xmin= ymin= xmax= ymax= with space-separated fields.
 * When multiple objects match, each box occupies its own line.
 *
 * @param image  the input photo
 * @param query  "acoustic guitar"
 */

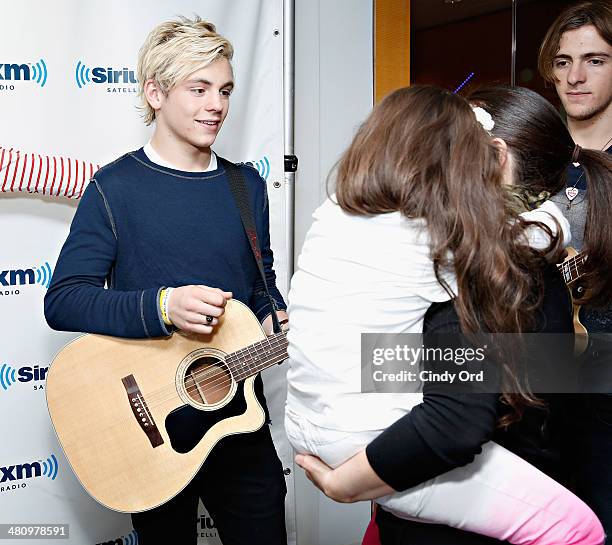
xmin=46 ymin=299 xmax=288 ymax=513
xmin=557 ymin=247 xmax=588 ymax=355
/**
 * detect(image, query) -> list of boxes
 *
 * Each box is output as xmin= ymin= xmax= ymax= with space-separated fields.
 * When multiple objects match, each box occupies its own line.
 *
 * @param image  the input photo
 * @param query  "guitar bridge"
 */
xmin=121 ymin=374 xmax=164 ymax=448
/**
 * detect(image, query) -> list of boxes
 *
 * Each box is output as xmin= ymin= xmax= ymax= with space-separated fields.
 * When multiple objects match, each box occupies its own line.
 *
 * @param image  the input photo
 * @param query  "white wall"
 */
xmin=293 ymin=1 xmax=374 ymax=544
xmin=294 ymin=0 xmax=375 ymax=262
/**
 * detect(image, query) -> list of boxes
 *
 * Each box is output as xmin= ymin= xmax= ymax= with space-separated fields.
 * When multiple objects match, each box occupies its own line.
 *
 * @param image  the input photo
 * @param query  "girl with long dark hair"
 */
xmin=286 ymin=85 xmax=608 ymax=544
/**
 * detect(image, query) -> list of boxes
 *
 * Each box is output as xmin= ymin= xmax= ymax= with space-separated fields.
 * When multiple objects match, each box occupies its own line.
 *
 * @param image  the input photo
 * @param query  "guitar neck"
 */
xmin=226 ymin=331 xmax=288 ymax=381
xmin=558 ymin=251 xmax=587 ymax=285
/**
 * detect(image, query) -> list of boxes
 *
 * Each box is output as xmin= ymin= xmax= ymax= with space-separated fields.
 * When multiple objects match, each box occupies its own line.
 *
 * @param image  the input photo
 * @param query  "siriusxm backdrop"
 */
xmin=0 ymin=1 xmax=295 ymax=544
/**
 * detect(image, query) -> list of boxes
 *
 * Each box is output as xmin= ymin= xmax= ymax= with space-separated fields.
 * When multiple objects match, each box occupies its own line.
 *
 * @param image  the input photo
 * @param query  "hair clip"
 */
xmin=472 ymin=106 xmax=495 ymax=132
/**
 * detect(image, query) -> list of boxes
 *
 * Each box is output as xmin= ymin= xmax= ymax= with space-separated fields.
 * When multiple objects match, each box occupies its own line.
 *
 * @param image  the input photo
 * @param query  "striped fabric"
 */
xmin=0 ymin=146 xmax=99 ymax=199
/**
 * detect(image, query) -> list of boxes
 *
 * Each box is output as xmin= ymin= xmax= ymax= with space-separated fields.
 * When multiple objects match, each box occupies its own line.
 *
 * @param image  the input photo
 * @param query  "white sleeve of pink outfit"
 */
xmin=520 ymin=200 xmax=572 ymax=250
xmin=0 ymin=146 xmax=99 ymax=199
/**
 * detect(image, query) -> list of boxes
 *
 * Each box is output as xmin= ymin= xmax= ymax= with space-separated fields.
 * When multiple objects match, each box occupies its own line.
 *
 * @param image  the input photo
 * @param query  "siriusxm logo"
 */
xmin=0 ymin=261 xmax=52 ymax=288
xmin=0 ymin=59 xmax=47 ymax=87
xmin=245 ymin=156 xmax=271 ymax=181
xmin=0 ymin=454 xmax=58 ymax=484
xmin=0 ymin=364 xmax=48 ymax=391
xmin=75 ymin=60 xmax=137 ymax=88
xmin=96 ymin=530 xmax=138 ymax=545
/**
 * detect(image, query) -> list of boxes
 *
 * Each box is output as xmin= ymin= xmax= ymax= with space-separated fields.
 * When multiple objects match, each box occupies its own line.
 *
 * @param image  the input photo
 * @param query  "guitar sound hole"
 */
xmin=184 ymin=356 xmax=233 ymax=406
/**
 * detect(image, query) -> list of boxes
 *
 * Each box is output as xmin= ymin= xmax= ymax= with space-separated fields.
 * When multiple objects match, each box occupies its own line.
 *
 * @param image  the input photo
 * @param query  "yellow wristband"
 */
xmin=159 ymin=288 xmax=173 ymax=326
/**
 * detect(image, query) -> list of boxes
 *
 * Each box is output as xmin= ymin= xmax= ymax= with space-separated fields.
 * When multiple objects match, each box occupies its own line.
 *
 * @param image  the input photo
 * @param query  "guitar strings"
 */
xmin=85 ymin=343 xmax=289 ymax=436
xmin=129 ymin=335 xmax=288 ymax=409
xmin=96 ymin=334 xmax=287 ymax=423
xmin=145 ymin=333 xmax=289 ymax=404
xmin=146 ymin=342 xmax=289 ymax=408
xmin=558 ymin=252 xmax=586 ymax=283
xmin=141 ymin=337 xmax=288 ymax=408
xmin=129 ymin=348 xmax=286 ymax=423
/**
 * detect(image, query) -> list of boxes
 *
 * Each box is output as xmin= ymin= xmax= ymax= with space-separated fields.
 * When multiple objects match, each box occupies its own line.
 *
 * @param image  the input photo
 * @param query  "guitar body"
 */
xmin=46 ymin=300 xmax=269 ymax=513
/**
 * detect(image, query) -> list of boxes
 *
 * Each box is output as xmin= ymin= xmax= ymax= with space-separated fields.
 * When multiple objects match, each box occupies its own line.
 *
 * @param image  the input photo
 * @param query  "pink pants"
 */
xmin=285 ymin=410 xmax=605 ymax=545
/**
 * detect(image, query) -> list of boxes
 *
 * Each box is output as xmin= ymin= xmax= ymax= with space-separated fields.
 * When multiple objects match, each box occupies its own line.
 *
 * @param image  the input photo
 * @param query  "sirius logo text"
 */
xmin=0 ymin=364 xmax=48 ymax=391
xmin=75 ymin=61 xmax=137 ymax=88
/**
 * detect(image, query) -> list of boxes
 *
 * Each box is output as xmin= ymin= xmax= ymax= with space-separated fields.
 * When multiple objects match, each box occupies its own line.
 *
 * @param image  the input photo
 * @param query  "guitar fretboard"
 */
xmin=225 ymin=331 xmax=288 ymax=381
xmin=558 ymin=251 xmax=586 ymax=284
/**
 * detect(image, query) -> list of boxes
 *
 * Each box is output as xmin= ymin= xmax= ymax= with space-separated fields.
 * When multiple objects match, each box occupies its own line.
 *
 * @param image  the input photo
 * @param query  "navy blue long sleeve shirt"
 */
xmin=44 ymin=148 xmax=286 ymax=339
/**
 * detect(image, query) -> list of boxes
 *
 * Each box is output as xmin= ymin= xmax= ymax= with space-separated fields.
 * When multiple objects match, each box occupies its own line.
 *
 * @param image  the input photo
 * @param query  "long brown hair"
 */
xmin=335 ymin=86 xmax=547 ymax=419
xmin=469 ymin=85 xmax=612 ymax=308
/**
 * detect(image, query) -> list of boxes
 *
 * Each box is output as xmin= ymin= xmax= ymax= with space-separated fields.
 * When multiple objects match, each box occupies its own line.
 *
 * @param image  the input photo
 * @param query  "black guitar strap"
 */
xmin=219 ymin=157 xmax=282 ymax=334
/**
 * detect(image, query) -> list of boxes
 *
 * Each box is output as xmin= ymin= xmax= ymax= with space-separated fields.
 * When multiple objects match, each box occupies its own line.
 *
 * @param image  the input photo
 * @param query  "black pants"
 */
xmin=131 ymin=425 xmax=287 ymax=545
xmin=571 ymin=393 xmax=612 ymax=544
xmin=376 ymin=507 xmax=506 ymax=545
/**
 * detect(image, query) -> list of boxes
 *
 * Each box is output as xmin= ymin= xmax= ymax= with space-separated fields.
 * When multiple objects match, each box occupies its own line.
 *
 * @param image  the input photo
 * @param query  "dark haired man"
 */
xmin=539 ymin=1 xmax=612 ymax=539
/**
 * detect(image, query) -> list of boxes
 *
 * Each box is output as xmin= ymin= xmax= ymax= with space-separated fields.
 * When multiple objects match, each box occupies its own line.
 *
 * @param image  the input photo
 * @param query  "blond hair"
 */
xmin=137 ymin=15 xmax=234 ymax=125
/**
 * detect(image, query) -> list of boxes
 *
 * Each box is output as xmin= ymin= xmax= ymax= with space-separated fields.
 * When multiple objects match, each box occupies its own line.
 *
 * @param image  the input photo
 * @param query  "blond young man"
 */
xmin=45 ymin=17 xmax=288 ymax=545
xmin=539 ymin=2 xmax=612 ymax=540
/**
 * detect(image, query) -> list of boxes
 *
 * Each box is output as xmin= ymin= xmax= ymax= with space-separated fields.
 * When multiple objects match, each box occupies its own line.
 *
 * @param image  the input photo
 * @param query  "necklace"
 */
xmin=566 ymin=135 xmax=612 ymax=208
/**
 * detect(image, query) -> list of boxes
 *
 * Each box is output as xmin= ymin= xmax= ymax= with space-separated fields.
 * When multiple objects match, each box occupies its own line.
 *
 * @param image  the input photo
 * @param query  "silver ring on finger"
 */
xmin=205 ymin=315 xmax=214 ymax=324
